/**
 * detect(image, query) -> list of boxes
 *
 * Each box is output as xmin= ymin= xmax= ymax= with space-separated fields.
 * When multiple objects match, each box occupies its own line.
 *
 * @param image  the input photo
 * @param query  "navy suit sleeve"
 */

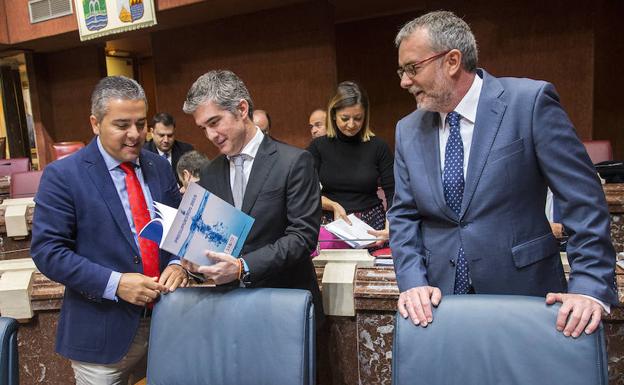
xmin=31 ymin=164 xmax=112 ymax=300
xmin=532 ymin=82 xmax=617 ymax=305
xmin=388 ymin=124 xmax=429 ymax=292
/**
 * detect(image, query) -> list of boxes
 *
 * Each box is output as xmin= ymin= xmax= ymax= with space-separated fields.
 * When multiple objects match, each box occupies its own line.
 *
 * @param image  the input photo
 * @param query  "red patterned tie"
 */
xmin=119 ymin=162 xmax=160 ymax=280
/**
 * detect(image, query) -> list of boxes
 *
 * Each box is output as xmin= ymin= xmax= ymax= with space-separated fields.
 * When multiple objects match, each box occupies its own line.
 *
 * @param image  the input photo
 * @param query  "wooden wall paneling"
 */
xmin=335 ymin=11 xmax=424 ymax=151
xmin=593 ymin=0 xmax=624 ymax=160
xmin=138 ymin=56 xmax=158 ymax=127
xmin=152 ymin=1 xmax=337 ymax=158
xmin=37 ymin=45 xmax=106 ymax=146
xmin=466 ymin=0 xmax=595 ymax=140
xmin=27 ymin=52 xmax=55 ymax=167
xmin=335 ymin=0 xmax=596 ymax=150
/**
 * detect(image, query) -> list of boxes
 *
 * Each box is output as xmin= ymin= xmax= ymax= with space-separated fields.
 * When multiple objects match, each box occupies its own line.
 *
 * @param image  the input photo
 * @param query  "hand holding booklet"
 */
xmin=323 ymin=214 xmax=378 ymax=248
xmin=139 ymin=182 xmax=255 ymax=266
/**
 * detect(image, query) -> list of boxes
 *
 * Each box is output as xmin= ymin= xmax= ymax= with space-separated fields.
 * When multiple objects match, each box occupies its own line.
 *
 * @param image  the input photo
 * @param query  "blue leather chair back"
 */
xmin=0 ymin=317 xmax=19 ymax=385
xmin=147 ymin=287 xmax=315 ymax=385
xmin=392 ymin=295 xmax=608 ymax=385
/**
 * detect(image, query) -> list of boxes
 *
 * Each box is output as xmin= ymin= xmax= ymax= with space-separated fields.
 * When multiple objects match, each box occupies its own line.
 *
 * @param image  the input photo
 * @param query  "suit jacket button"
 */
xmin=450 ymin=259 xmax=456 ymax=267
xmin=134 ymin=256 xmax=140 ymax=264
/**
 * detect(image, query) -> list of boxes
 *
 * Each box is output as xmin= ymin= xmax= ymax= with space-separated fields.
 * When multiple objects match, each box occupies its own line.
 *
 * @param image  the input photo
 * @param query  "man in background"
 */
xmin=144 ymin=112 xmax=194 ymax=179
xmin=31 ymin=76 xmax=187 ymax=384
xmin=308 ymin=108 xmax=327 ymax=138
xmin=176 ymin=150 xmax=209 ymax=194
xmin=253 ymin=109 xmax=271 ymax=135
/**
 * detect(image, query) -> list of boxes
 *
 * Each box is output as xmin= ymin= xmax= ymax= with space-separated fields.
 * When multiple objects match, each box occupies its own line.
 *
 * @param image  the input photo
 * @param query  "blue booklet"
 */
xmin=139 ymin=182 xmax=255 ymax=266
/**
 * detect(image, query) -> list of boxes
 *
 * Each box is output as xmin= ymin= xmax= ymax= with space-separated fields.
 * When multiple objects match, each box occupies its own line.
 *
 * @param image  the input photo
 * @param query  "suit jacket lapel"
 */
xmin=461 ymin=70 xmax=507 ymax=217
xmin=209 ymin=155 xmax=234 ymax=205
xmin=241 ymin=136 xmax=277 ymax=213
xmin=83 ymin=140 xmax=140 ymax=256
xmin=420 ymin=112 xmax=458 ymax=220
xmin=140 ymin=153 xmax=161 ymax=203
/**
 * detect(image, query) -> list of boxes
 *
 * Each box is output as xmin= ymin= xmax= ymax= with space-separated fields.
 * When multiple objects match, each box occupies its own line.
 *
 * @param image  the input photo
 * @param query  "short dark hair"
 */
xmin=176 ymin=150 xmax=209 ymax=178
xmin=91 ymin=76 xmax=146 ymax=122
xmin=151 ymin=112 xmax=176 ymax=128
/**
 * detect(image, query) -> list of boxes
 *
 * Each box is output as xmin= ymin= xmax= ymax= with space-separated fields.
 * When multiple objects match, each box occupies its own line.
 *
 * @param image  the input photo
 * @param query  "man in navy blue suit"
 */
xmin=31 ymin=76 xmax=187 ymax=384
xmin=389 ymin=11 xmax=616 ymax=338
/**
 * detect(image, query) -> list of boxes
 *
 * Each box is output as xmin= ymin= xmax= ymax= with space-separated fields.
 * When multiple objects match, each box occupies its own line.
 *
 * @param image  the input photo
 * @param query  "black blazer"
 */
xmin=199 ymin=136 xmax=323 ymax=318
xmin=144 ymin=139 xmax=194 ymax=176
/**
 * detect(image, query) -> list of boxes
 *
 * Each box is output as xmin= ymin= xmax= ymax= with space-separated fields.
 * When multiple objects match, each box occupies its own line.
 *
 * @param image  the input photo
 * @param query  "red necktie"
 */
xmin=119 ymin=162 xmax=160 ymax=280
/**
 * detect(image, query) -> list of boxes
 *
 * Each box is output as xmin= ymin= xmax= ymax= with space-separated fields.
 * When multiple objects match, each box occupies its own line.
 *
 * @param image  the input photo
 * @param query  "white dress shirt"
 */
xmin=438 ymin=73 xmax=482 ymax=177
xmin=228 ymin=126 xmax=264 ymax=191
xmin=157 ymin=149 xmax=172 ymax=165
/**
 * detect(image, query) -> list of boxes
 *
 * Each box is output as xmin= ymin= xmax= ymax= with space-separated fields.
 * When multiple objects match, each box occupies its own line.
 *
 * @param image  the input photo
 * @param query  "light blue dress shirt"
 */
xmin=97 ymin=138 xmax=178 ymax=301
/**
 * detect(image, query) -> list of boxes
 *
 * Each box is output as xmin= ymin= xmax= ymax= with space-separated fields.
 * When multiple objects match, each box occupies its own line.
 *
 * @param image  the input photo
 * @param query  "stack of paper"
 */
xmin=324 ymin=214 xmax=377 ymax=248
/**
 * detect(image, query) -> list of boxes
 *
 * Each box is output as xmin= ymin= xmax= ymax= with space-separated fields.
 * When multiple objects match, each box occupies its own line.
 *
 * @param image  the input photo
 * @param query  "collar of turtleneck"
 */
xmin=335 ymin=128 xmax=361 ymax=143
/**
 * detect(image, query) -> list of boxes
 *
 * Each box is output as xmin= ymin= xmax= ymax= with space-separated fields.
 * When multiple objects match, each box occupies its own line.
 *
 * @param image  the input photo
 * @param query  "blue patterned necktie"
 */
xmin=443 ymin=111 xmax=470 ymax=294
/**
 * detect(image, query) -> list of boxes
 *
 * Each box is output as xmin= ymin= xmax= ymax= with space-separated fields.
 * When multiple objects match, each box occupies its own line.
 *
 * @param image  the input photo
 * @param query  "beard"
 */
xmin=410 ymin=69 xmax=453 ymax=112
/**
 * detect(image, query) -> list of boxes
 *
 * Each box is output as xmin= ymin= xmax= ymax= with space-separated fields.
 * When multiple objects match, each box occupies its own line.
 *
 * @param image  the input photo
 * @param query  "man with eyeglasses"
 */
xmin=388 ymin=11 xmax=616 ymax=338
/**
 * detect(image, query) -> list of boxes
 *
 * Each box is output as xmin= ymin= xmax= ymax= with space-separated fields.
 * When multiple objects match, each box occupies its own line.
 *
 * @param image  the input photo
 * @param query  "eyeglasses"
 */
xmin=396 ymin=50 xmax=451 ymax=79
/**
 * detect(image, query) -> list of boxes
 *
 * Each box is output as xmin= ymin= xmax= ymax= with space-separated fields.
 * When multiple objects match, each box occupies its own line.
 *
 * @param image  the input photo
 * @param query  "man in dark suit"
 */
xmin=143 ymin=112 xmax=194 ymax=179
xmin=181 ymin=70 xmax=323 ymax=319
xmin=389 ymin=11 xmax=616 ymax=337
xmin=31 ymin=76 xmax=187 ymax=384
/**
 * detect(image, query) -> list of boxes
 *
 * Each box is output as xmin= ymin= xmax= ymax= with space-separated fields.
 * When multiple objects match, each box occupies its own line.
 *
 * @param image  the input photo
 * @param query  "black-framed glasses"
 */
xmin=397 ymin=50 xmax=451 ymax=79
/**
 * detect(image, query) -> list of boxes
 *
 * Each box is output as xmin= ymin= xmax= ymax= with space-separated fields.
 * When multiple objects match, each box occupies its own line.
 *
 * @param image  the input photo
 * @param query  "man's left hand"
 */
xmin=545 ymin=292 xmax=603 ymax=337
xmin=159 ymin=264 xmax=189 ymax=292
xmin=182 ymin=251 xmax=240 ymax=285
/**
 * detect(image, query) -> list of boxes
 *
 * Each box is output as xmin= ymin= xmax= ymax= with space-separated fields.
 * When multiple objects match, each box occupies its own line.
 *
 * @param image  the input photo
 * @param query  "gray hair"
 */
xmin=176 ymin=150 xmax=209 ymax=178
xmin=182 ymin=70 xmax=254 ymax=119
xmin=91 ymin=76 xmax=147 ymax=122
xmin=395 ymin=11 xmax=478 ymax=72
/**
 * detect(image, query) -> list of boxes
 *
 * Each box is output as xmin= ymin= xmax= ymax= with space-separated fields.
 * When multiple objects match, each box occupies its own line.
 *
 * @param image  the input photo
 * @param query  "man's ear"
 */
xmin=90 ymin=115 xmax=100 ymax=136
xmin=238 ymin=99 xmax=250 ymax=119
xmin=446 ymin=49 xmax=463 ymax=77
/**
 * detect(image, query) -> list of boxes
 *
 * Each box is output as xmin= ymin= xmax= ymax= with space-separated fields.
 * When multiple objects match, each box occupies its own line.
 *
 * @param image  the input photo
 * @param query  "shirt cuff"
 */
xmin=103 ymin=271 xmax=122 ymax=302
xmin=580 ymin=294 xmax=610 ymax=314
xmin=168 ymin=259 xmax=181 ymax=266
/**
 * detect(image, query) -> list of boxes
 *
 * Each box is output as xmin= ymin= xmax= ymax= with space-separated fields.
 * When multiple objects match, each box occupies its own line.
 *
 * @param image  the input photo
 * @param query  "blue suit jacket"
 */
xmin=31 ymin=138 xmax=181 ymax=364
xmin=388 ymin=69 xmax=617 ymax=305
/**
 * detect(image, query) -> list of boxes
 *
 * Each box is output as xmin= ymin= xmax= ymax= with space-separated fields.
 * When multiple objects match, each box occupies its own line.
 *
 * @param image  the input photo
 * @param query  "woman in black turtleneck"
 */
xmin=307 ymin=81 xmax=394 ymax=237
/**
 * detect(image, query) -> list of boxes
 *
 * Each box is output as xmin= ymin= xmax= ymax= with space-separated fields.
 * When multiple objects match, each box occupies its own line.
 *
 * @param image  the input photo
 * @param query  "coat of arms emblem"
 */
xmin=118 ymin=0 xmax=144 ymax=23
xmin=83 ymin=0 xmax=107 ymax=31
